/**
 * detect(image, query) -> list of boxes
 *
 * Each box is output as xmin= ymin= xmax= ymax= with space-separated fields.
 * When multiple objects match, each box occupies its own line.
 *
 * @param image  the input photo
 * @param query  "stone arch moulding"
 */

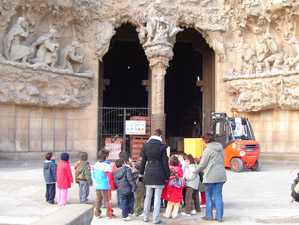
xmin=1 ymin=0 xmax=299 ymax=112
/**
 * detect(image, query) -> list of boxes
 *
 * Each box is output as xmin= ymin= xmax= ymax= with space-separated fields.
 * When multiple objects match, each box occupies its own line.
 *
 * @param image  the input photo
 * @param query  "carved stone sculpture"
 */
xmin=29 ymin=29 xmax=59 ymax=68
xmin=58 ymin=41 xmax=85 ymax=73
xmin=94 ymin=19 xmax=116 ymax=61
xmin=3 ymin=17 xmax=30 ymax=63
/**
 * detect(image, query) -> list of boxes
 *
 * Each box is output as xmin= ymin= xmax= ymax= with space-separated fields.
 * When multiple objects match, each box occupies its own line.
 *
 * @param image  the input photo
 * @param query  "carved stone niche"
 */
xmin=224 ymin=73 xmax=299 ymax=112
xmin=0 ymin=61 xmax=93 ymax=108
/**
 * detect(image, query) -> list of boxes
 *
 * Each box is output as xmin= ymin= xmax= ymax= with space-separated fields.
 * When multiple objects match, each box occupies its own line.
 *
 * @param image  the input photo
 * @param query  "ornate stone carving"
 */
xmin=29 ymin=29 xmax=59 ymax=68
xmin=224 ymin=73 xmax=299 ymax=112
xmin=57 ymin=41 xmax=85 ymax=73
xmin=0 ymin=61 xmax=93 ymax=108
xmin=3 ymin=17 xmax=30 ymax=63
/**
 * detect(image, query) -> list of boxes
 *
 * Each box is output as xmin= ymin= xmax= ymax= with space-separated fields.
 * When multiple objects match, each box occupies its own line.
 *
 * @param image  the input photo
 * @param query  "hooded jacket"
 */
xmin=43 ymin=160 xmax=56 ymax=183
xmin=184 ymin=164 xmax=200 ymax=190
xmin=57 ymin=160 xmax=73 ymax=189
xmin=92 ymin=160 xmax=116 ymax=190
xmin=113 ymin=166 xmax=137 ymax=196
xmin=161 ymin=176 xmax=185 ymax=203
xmin=195 ymin=142 xmax=227 ymax=183
xmin=76 ymin=161 xmax=93 ymax=186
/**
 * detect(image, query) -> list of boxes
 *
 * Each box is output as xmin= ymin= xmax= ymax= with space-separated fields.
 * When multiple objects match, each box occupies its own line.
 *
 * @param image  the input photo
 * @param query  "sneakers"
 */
xmin=200 ymin=204 xmax=206 ymax=208
xmin=163 ymin=214 xmax=170 ymax=218
xmin=106 ymin=214 xmax=116 ymax=219
xmin=181 ymin=212 xmax=191 ymax=217
xmin=172 ymin=216 xmax=177 ymax=219
xmin=122 ymin=216 xmax=131 ymax=221
xmin=191 ymin=210 xmax=197 ymax=215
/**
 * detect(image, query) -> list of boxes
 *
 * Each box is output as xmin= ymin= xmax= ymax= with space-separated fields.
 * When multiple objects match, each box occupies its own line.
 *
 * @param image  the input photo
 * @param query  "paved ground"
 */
xmin=0 ymin=160 xmax=299 ymax=225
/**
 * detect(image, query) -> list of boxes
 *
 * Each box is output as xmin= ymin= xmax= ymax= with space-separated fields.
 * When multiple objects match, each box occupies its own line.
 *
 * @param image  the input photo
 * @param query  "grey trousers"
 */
xmin=79 ymin=181 xmax=89 ymax=203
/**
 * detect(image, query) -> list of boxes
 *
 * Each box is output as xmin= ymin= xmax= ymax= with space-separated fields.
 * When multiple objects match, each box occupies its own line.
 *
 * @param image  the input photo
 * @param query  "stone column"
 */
xmin=144 ymin=45 xmax=173 ymax=139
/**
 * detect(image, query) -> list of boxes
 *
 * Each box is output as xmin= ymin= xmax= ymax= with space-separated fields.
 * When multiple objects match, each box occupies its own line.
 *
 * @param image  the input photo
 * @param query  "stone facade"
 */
xmin=0 ymin=0 xmax=298 ymax=160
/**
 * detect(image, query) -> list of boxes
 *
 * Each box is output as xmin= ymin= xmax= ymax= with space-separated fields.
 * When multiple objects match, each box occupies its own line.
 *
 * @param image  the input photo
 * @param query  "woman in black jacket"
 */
xmin=139 ymin=129 xmax=170 ymax=224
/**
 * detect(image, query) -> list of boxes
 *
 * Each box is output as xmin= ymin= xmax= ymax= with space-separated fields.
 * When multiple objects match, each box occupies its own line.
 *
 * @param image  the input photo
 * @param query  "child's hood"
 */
xmin=113 ymin=167 xmax=127 ymax=180
xmin=43 ymin=160 xmax=55 ymax=169
xmin=77 ymin=161 xmax=89 ymax=171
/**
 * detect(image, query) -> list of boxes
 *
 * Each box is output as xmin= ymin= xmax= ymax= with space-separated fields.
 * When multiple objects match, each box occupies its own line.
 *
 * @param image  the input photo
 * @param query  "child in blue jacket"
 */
xmin=43 ymin=152 xmax=57 ymax=204
xmin=92 ymin=149 xmax=116 ymax=218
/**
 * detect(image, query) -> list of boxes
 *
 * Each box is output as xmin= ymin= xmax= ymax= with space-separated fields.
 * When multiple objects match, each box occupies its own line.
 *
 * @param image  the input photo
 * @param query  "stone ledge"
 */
xmin=0 ymin=151 xmax=81 ymax=161
xmin=259 ymin=152 xmax=299 ymax=166
xmin=31 ymin=204 xmax=94 ymax=225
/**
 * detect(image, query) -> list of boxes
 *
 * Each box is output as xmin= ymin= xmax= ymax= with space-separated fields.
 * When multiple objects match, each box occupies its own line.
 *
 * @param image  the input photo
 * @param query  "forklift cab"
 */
xmin=211 ymin=112 xmax=255 ymax=148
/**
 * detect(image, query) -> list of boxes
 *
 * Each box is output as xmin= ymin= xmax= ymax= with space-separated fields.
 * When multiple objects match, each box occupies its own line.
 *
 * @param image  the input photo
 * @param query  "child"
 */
xmin=291 ymin=173 xmax=299 ymax=202
xmin=181 ymin=154 xmax=199 ymax=216
xmin=93 ymin=149 xmax=116 ymax=219
xmin=169 ymin=155 xmax=183 ymax=178
xmin=195 ymin=157 xmax=206 ymax=208
xmin=113 ymin=158 xmax=137 ymax=221
xmin=76 ymin=152 xmax=93 ymax=204
xmin=57 ymin=152 xmax=73 ymax=206
xmin=162 ymin=169 xmax=185 ymax=219
xmin=132 ymin=160 xmax=146 ymax=217
xmin=43 ymin=152 xmax=57 ymax=204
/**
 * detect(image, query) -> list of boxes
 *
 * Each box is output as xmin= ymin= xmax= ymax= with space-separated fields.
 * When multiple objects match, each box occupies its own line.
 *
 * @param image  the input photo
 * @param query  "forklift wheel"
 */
xmin=251 ymin=158 xmax=262 ymax=171
xmin=230 ymin=158 xmax=243 ymax=172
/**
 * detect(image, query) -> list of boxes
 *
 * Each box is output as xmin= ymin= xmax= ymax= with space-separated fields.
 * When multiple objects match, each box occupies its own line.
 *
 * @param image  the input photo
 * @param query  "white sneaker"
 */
xmin=200 ymin=204 xmax=206 ymax=208
xmin=181 ymin=212 xmax=191 ymax=217
xmin=123 ymin=216 xmax=131 ymax=221
xmin=191 ymin=210 xmax=197 ymax=215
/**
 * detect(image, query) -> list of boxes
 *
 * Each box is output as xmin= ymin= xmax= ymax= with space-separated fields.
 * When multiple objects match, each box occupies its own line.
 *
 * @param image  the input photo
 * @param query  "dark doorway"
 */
xmin=165 ymin=29 xmax=204 ymax=140
xmin=102 ymin=24 xmax=149 ymax=107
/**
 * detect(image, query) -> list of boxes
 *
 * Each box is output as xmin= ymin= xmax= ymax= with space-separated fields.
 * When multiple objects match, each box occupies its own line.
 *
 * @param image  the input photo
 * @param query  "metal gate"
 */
xmin=98 ymin=107 xmax=151 ymax=160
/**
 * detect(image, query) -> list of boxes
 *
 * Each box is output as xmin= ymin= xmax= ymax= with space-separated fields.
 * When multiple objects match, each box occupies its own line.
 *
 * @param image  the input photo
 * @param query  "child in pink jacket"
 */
xmin=57 ymin=152 xmax=73 ymax=206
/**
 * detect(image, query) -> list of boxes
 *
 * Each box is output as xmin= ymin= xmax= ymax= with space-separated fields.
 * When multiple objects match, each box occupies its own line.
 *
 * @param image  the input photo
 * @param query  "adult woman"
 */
xmin=139 ymin=129 xmax=170 ymax=224
xmin=195 ymin=132 xmax=227 ymax=222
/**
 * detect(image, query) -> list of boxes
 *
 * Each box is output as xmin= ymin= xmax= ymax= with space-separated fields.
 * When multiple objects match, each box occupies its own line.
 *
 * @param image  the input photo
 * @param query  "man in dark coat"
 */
xmin=139 ymin=129 xmax=170 ymax=224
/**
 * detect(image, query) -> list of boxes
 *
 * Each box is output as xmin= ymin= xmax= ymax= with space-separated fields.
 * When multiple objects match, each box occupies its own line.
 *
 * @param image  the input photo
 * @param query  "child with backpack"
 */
xmin=162 ymin=169 xmax=185 ymax=219
xmin=76 ymin=152 xmax=93 ymax=204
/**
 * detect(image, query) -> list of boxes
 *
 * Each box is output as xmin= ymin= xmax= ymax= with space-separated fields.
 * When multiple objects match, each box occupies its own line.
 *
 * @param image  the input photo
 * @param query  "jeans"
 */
xmin=79 ymin=181 xmax=89 ymax=203
xmin=45 ymin=183 xmax=56 ymax=203
xmin=144 ymin=186 xmax=163 ymax=223
xmin=205 ymin=182 xmax=224 ymax=220
xmin=120 ymin=192 xmax=135 ymax=218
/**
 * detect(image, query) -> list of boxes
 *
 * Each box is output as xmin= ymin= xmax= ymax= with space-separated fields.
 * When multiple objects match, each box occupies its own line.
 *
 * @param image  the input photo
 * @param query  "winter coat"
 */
xmin=291 ymin=180 xmax=299 ymax=202
xmin=43 ymin=160 xmax=56 ymax=183
xmin=57 ymin=160 xmax=73 ymax=189
xmin=133 ymin=168 xmax=146 ymax=198
xmin=139 ymin=137 xmax=170 ymax=185
xmin=161 ymin=176 xmax=185 ymax=203
xmin=195 ymin=142 xmax=227 ymax=183
xmin=92 ymin=161 xmax=116 ymax=190
xmin=113 ymin=166 xmax=137 ymax=196
xmin=169 ymin=163 xmax=183 ymax=178
xmin=184 ymin=164 xmax=199 ymax=190
xmin=74 ymin=160 xmax=82 ymax=184
xmin=77 ymin=161 xmax=93 ymax=186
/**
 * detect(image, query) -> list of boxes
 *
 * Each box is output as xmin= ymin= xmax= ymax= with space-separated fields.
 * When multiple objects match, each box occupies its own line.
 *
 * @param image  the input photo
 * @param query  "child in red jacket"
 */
xmin=162 ymin=169 xmax=186 ymax=219
xmin=57 ymin=152 xmax=73 ymax=206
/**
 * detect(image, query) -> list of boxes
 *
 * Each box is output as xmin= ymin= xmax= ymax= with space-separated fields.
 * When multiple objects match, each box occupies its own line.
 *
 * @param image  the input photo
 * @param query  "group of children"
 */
xmin=43 ymin=150 xmax=206 ymax=221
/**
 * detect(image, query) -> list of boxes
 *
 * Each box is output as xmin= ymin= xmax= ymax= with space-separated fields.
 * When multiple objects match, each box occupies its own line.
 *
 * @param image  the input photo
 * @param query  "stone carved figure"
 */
xmin=3 ymin=17 xmax=30 ymax=63
xmin=94 ymin=19 xmax=116 ymax=61
xmin=58 ymin=41 xmax=85 ymax=73
xmin=240 ymin=44 xmax=256 ymax=74
xmin=29 ymin=30 xmax=59 ymax=67
xmin=145 ymin=1 xmax=161 ymax=44
xmin=287 ymin=36 xmax=299 ymax=71
xmin=263 ymin=33 xmax=284 ymax=72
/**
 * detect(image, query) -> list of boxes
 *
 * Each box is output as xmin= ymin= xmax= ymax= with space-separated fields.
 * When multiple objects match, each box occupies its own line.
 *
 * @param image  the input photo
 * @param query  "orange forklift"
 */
xmin=210 ymin=111 xmax=261 ymax=172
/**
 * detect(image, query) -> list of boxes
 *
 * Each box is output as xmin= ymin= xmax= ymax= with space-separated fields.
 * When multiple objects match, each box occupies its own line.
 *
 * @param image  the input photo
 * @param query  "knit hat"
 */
xmin=61 ymin=152 xmax=69 ymax=161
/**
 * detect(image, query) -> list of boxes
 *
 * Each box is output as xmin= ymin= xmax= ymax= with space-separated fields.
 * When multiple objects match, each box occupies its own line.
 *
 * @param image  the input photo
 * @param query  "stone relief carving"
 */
xmin=3 ymin=17 xmax=30 ymax=63
xmin=58 ymin=41 xmax=85 ymax=73
xmin=29 ymin=29 xmax=59 ymax=68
